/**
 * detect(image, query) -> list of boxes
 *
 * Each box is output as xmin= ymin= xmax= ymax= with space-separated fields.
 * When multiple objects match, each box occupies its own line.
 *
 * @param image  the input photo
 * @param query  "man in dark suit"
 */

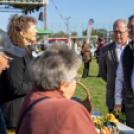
xmin=99 ymin=19 xmax=128 ymax=112
xmin=114 ymin=15 xmax=134 ymax=128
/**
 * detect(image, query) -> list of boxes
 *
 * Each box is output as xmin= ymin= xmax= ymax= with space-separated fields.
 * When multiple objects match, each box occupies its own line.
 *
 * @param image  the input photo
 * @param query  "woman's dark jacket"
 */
xmin=0 ymin=46 xmax=33 ymax=129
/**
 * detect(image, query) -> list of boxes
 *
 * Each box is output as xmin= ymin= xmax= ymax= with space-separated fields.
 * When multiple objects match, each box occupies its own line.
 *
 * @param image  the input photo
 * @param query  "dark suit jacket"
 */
xmin=99 ymin=41 xmax=119 ymax=110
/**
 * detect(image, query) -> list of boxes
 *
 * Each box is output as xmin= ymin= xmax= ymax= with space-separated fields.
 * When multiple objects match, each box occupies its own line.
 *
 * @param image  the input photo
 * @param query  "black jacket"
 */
xmin=0 ymin=48 xmax=33 ymax=129
xmin=122 ymin=41 xmax=134 ymax=107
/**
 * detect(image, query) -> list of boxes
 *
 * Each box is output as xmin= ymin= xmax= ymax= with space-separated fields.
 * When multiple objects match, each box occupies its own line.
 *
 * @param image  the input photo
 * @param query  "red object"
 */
xmin=88 ymin=110 xmax=90 ymax=114
xmin=96 ymin=42 xmax=107 ymax=56
xmin=17 ymin=84 xmax=97 ymax=134
xmin=48 ymin=38 xmax=68 ymax=43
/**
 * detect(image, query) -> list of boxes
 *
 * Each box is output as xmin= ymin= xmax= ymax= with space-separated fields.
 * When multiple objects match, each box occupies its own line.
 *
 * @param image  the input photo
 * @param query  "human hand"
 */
xmin=114 ymin=105 xmax=122 ymax=115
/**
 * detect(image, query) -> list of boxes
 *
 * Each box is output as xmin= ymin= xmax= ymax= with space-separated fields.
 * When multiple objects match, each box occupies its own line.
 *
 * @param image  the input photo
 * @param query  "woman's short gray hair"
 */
xmin=30 ymin=43 xmax=82 ymax=90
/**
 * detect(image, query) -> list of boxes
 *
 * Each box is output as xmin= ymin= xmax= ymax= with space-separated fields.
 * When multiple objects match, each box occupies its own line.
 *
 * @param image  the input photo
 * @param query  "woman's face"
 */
xmin=23 ymin=22 xmax=38 ymax=45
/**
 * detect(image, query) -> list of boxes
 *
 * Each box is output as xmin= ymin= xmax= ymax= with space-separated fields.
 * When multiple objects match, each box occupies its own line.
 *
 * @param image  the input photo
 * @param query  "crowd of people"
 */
xmin=0 ymin=13 xmax=134 ymax=134
xmin=0 ymin=14 xmax=98 ymax=134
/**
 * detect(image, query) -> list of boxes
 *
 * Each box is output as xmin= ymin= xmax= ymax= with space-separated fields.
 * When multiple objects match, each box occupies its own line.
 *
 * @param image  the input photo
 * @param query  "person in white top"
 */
xmin=114 ymin=15 xmax=134 ymax=128
xmin=72 ymin=39 xmax=78 ymax=51
xmin=99 ymin=19 xmax=128 ymax=113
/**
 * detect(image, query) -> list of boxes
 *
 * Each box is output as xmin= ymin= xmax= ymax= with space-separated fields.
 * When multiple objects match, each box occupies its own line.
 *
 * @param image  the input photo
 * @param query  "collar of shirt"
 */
xmin=115 ymin=40 xmax=129 ymax=49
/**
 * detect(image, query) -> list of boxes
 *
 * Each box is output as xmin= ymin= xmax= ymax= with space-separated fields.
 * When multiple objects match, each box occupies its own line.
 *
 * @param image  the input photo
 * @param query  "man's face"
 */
xmin=128 ymin=18 xmax=134 ymax=40
xmin=113 ymin=22 xmax=128 ymax=46
xmin=0 ymin=56 xmax=9 ymax=74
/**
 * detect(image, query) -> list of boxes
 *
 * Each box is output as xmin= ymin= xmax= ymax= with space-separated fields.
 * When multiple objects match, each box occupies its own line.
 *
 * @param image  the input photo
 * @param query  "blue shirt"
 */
xmin=0 ymin=107 xmax=6 ymax=134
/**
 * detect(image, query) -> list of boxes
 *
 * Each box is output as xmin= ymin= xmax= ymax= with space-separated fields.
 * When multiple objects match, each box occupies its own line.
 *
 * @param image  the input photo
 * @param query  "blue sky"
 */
xmin=0 ymin=0 xmax=134 ymax=35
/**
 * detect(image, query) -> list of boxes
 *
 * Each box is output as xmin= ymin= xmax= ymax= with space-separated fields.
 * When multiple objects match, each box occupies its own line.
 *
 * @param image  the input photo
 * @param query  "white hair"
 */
xmin=113 ymin=19 xmax=128 ymax=31
xmin=30 ymin=43 xmax=82 ymax=90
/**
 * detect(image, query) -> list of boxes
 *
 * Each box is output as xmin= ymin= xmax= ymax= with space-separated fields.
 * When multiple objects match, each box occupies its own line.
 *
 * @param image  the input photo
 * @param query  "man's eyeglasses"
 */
xmin=113 ymin=31 xmax=128 ymax=35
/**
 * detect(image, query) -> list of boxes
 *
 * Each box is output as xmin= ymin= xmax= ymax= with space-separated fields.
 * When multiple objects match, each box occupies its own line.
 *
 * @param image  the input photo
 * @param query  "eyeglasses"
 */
xmin=113 ymin=31 xmax=128 ymax=35
xmin=0 ymin=52 xmax=13 ymax=64
xmin=3 ymin=55 xmax=13 ymax=64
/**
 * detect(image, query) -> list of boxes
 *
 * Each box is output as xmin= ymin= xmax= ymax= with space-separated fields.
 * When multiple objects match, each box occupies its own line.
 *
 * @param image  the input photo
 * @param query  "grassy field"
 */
xmin=74 ymin=57 xmax=108 ymax=115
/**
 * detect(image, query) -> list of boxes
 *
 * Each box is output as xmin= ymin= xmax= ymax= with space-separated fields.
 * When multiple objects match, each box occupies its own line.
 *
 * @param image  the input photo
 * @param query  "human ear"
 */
xmin=58 ymin=81 xmax=66 ymax=93
xmin=20 ymin=30 xmax=26 ymax=38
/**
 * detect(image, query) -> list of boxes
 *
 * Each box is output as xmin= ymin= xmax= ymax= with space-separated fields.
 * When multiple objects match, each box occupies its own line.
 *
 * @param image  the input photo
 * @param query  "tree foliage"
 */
xmin=51 ymin=31 xmax=68 ymax=38
xmin=71 ymin=31 xmax=78 ymax=36
xmin=82 ymin=28 xmax=108 ymax=38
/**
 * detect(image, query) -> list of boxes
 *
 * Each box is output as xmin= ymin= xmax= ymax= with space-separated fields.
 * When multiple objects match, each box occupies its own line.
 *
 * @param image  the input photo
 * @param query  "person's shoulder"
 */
xmin=60 ymin=99 xmax=88 ymax=113
xmin=9 ymin=56 xmax=25 ymax=69
xmin=10 ymin=56 xmax=24 ymax=64
xmin=126 ymin=40 xmax=133 ymax=48
xmin=123 ymin=41 xmax=133 ymax=53
xmin=101 ymin=42 xmax=115 ymax=53
xmin=50 ymin=98 xmax=86 ymax=111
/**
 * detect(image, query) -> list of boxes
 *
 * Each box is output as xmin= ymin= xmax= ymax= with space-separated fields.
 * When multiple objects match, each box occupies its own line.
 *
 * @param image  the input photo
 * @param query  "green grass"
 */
xmin=74 ymin=57 xmax=108 ymax=115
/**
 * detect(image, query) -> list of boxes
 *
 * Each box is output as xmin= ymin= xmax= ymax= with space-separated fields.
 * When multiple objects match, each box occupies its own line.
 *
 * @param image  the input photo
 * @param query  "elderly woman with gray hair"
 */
xmin=16 ymin=43 xmax=97 ymax=134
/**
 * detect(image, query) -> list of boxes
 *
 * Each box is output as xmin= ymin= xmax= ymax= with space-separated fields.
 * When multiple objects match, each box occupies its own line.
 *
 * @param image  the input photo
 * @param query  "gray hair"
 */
xmin=113 ymin=19 xmax=128 ymax=31
xmin=83 ymin=38 xmax=89 ymax=44
xmin=30 ymin=43 xmax=82 ymax=90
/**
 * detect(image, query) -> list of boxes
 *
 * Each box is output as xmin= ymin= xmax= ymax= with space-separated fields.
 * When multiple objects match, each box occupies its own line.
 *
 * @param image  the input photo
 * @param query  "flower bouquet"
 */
xmin=92 ymin=114 xmax=126 ymax=134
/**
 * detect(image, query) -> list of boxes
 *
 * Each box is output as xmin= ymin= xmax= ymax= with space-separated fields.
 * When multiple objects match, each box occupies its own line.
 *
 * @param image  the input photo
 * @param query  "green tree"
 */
xmin=60 ymin=31 xmax=68 ymax=37
xmin=82 ymin=28 xmax=108 ymax=38
xmin=82 ymin=29 xmax=87 ymax=36
xmin=108 ymin=31 xmax=114 ymax=39
xmin=53 ymin=33 xmax=58 ymax=38
xmin=71 ymin=31 xmax=78 ymax=36
xmin=96 ymin=28 xmax=107 ymax=38
xmin=82 ymin=29 xmax=97 ymax=36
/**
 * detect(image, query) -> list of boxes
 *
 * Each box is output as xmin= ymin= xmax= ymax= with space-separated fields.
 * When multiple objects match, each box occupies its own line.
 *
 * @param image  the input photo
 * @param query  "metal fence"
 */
xmin=47 ymin=22 xmax=113 ymax=37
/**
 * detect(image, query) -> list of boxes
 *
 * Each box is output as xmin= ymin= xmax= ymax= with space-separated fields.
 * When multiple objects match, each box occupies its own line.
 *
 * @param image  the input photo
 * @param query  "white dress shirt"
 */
xmin=115 ymin=40 xmax=130 ymax=105
xmin=115 ymin=42 xmax=127 ymax=61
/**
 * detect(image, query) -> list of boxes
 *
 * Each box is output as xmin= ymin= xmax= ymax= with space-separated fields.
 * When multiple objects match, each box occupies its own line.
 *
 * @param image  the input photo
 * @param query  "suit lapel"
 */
xmin=110 ymin=42 xmax=118 ymax=64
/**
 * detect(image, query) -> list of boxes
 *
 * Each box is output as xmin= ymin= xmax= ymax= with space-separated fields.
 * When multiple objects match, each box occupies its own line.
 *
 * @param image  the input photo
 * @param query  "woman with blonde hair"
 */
xmin=0 ymin=14 xmax=38 ymax=134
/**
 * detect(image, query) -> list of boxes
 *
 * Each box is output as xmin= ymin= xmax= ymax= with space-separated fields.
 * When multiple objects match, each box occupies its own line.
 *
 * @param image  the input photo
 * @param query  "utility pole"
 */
xmin=65 ymin=16 xmax=71 ymax=37
xmin=44 ymin=4 xmax=47 ymax=30
xmin=43 ymin=4 xmax=48 ymax=44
